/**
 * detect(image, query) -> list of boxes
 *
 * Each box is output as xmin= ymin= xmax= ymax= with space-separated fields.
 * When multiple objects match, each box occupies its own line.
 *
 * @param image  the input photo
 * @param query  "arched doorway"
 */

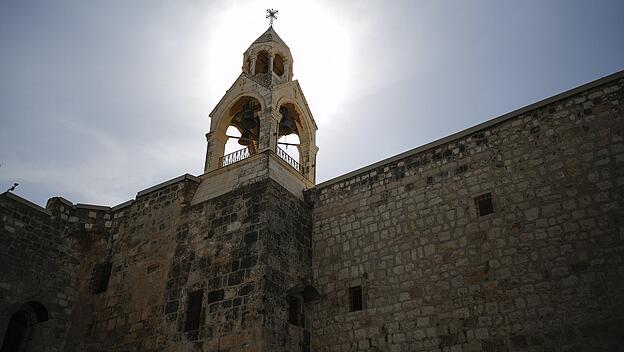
xmin=1 ymin=302 xmax=48 ymax=352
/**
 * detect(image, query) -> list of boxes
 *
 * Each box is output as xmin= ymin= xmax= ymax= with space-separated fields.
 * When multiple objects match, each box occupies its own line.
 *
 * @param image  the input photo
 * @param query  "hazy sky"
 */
xmin=1 ymin=0 xmax=623 ymax=206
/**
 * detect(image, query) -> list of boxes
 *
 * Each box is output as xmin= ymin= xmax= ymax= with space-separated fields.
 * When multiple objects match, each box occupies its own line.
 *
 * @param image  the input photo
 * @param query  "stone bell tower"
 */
xmin=187 ymin=22 xmax=319 ymax=352
xmin=196 ymin=24 xmax=318 ymax=203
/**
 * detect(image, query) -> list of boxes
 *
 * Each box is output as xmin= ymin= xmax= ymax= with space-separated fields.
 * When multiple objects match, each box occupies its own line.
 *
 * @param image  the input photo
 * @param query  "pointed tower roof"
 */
xmin=252 ymin=26 xmax=289 ymax=49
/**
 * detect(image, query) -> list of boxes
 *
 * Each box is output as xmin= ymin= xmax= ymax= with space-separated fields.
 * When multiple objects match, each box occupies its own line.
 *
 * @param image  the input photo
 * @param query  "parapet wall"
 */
xmin=309 ymin=74 xmax=624 ymax=351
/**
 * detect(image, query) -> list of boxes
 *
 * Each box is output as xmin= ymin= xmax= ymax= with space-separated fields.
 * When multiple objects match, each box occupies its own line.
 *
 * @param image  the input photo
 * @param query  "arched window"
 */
xmin=1 ymin=302 xmax=48 ymax=352
xmin=220 ymin=97 xmax=262 ymax=167
xmin=276 ymin=104 xmax=301 ymax=172
xmin=273 ymin=54 xmax=284 ymax=76
xmin=254 ymin=51 xmax=270 ymax=74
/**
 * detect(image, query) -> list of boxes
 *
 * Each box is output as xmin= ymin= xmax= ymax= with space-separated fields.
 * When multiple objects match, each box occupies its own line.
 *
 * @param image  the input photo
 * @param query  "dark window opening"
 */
xmin=475 ymin=193 xmax=494 ymax=216
xmin=273 ymin=54 xmax=285 ymax=76
xmin=349 ymin=286 xmax=363 ymax=312
xmin=90 ymin=262 xmax=112 ymax=294
xmin=288 ymin=296 xmax=300 ymax=326
xmin=255 ymin=51 xmax=269 ymax=74
xmin=184 ymin=290 xmax=203 ymax=332
xmin=1 ymin=311 xmax=29 ymax=352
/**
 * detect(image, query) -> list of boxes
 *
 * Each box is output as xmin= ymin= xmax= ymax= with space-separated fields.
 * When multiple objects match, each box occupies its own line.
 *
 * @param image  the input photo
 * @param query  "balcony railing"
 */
xmin=220 ymin=147 xmax=252 ymax=167
xmin=277 ymin=146 xmax=301 ymax=174
xmin=219 ymin=146 xmax=302 ymax=174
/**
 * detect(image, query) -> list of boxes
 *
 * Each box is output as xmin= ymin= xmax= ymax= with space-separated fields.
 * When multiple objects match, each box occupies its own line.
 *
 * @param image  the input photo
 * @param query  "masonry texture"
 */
xmin=1 ymin=27 xmax=624 ymax=352
xmin=308 ymin=75 xmax=624 ymax=351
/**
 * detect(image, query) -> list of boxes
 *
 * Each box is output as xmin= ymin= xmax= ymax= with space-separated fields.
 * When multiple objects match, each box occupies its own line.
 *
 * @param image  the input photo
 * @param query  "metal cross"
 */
xmin=266 ymin=9 xmax=278 ymax=27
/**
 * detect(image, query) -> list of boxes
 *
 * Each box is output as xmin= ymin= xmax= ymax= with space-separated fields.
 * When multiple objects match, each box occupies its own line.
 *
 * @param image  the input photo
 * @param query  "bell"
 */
xmin=238 ymin=130 xmax=252 ymax=146
xmin=278 ymin=117 xmax=294 ymax=136
xmin=278 ymin=107 xmax=295 ymax=136
xmin=240 ymin=107 xmax=257 ymax=130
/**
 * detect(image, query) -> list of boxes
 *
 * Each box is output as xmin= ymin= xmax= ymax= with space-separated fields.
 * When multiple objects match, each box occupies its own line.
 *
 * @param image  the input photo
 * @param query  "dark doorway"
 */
xmin=1 ymin=302 xmax=48 ymax=352
xmin=1 ymin=310 xmax=29 ymax=352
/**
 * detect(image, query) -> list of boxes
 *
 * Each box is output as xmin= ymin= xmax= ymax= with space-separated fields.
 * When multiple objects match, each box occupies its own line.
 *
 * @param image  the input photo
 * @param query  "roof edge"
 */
xmin=1 ymin=192 xmax=52 ymax=216
xmin=112 ymin=200 xmax=134 ymax=212
xmin=75 ymin=203 xmax=111 ymax=211
xmin=136 ymin=173 xmax=200 ymax=198
xmin=315 ymin=69 xmax=624 ymax=190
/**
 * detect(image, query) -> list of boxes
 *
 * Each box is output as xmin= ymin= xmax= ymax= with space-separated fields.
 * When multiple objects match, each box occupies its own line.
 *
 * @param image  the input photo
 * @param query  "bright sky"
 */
xmin=1 ymin=0 xmax=623 ymax=206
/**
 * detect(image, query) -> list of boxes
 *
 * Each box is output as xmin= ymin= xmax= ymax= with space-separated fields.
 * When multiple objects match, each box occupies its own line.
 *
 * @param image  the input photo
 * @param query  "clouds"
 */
xmin=1 ymin=0 xmax=623 ymax=206
xmin=0 ymin=0 xmax=216 ymax=205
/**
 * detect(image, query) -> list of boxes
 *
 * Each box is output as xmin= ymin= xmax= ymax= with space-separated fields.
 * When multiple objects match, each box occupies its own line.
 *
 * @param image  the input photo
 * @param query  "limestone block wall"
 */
xmin=2 ymin=162 xmax=314 ymax=352
xmin=309 ymin=75 xmax=624 ymax=351
xmin=262 ymin=178 xmax=314 ymax=351
xmin=172 ymin=178 xmax=313 ymax=351
xmin=64 ymin=177 xmax=199 ymax=352
xmin=0 ymin=194 xmax=80 ymax=352
xmin=166 ymin=179 xmax=269 ymax=351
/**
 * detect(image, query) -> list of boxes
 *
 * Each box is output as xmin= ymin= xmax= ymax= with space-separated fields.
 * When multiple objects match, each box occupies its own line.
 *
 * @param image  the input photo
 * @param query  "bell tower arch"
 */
xmin=196 ymin=25 xmax=318 ymax=204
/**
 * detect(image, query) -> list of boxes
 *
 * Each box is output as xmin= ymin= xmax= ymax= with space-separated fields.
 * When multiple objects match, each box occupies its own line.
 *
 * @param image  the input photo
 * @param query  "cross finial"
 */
xmin=266 ymin=9 xmax=278 ymax=27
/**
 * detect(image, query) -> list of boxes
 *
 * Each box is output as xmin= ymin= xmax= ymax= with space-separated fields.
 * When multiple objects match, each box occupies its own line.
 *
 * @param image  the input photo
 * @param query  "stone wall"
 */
xmin=1 ymin=165 xmax=313 ymax=352
xmin=0 ymin=193 xmax=91 ymax=352
xmin=165 ymin=179 xmax=268 ymax=351
xmin=171 ymin=178 xmax=313 ymax=351
xmin=262 ymin=178 xmax=314 ymax=351
xmin=64 ymin=176 xmax=199 ymax=352
xmin=48 ymin=175 xmax=311 ymax=352
xmin=309 ymin=76 xmax=624 ymax=351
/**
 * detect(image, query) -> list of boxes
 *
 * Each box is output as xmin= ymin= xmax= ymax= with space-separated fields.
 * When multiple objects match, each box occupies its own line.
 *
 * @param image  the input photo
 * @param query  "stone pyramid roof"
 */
xmin=252 ymin=26 xmax=289 ymax=49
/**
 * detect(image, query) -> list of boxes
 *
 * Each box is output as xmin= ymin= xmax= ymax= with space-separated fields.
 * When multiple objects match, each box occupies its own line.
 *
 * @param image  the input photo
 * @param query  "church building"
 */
xmin=1 ymin=23 xmax=623 ymax=352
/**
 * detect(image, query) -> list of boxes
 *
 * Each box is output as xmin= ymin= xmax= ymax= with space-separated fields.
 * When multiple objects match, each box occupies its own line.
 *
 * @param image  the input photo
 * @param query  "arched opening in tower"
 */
xmin=277 ymin=133 xmax=300 ymax=165
xmin=273 ymin=54 xmax=284 ymax=76
xmin=1 ymin=301 xmax=48 ymax=352
xmin=254 ymin=51 xmax=270 ymax=74
xmin=221 ymin=96 xmax=262 ymax=166
xmin=223 ymin=126 xmax=244 ymax=156
xmin=277 ymin=103 xmax=301 ymax=170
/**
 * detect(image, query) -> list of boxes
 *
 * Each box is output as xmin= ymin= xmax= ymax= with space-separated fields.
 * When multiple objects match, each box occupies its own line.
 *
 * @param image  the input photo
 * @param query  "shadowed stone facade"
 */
xmin=308 ymin=73 xmax=624 ymax=352
xmin=1 ymin=26 xmax=623 ymax=352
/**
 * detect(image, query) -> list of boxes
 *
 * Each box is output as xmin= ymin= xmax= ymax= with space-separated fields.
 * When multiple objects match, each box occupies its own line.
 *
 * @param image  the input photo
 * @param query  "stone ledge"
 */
xmin=111 ymin=200 xmax=134 ymax=211
xmin=1 ymin=192 xmax=52 ymax=215
xmin=53 ymin=196 xmax=73 ymax=207
xmin=75 ymin=203 xmax=111 ymax=211
xmin=136 ymin=173 xmax=200 ymax=198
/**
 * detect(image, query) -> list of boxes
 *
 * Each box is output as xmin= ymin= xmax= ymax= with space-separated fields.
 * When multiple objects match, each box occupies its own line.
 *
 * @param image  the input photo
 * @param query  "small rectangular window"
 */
xmin=349 ymin=286 xmax=363 ymax=312
xmin=184 ymin=290 xmax=203 ymax=332
xmin=90 ymin=262 xmax=112 ymax=294
xmin=475 ymin=193 xmax=494 ymax=216
xmin=288 ymin=296 xmax=300 ymax=326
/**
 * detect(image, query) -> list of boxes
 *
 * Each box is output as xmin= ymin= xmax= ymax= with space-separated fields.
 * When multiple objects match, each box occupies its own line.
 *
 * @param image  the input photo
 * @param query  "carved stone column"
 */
xmin=258 ymin=109 xmax=280 ymax=152
xmin=204 ymin=132 xmax=228 ymax=173
xmin=283 ymin=61 xmax=290 ymax=80
xmin=268 ymin=52 xmax=275 ymax=75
